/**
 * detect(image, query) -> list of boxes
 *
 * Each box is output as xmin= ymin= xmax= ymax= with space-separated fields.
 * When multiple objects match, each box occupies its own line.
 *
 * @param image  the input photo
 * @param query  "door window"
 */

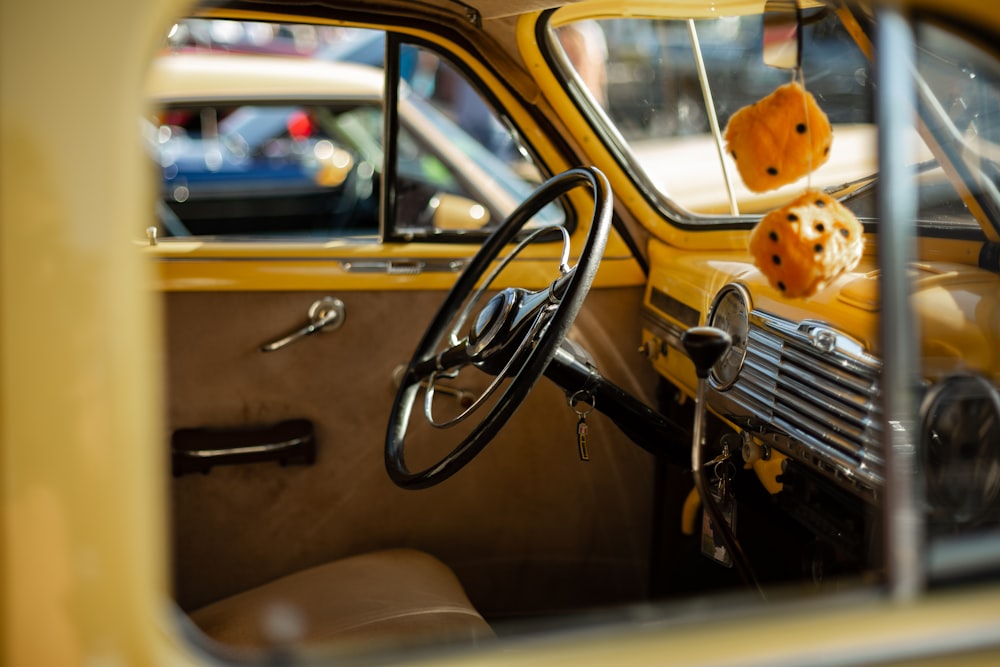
xmin=390 ymin=44 xmax=562 ymax=238
xmin=147 ymin=22 xmax=561 ymax=241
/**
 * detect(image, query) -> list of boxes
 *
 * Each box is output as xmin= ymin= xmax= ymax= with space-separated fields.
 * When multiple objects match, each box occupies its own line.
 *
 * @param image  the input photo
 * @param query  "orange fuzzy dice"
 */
xmin=724 ymin=82 xmax=833 ymax=193
xmin=749 ymin=190 xmax=864 ymax=298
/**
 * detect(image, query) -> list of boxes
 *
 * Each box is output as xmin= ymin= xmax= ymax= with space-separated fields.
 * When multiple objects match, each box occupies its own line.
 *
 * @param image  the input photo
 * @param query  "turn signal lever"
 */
xmin=681 ymin=326 xmax=764 ymax=598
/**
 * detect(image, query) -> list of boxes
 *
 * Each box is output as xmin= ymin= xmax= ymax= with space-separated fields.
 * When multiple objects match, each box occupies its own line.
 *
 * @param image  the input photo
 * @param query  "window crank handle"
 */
xmin=260 ymin=297 xmax=346 ymax=352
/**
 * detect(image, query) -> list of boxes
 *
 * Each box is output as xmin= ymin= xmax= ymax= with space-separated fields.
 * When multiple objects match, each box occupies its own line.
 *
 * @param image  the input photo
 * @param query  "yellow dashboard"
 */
xmin=642 ymin=238 xmax=1000 ymax=395
xmin=641 ymin=236 xmax=1000 ymax=507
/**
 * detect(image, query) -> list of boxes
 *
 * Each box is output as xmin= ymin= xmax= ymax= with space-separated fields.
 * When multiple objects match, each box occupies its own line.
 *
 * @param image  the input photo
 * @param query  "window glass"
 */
xmin=149 ymin=102 xmax=380 ymax=236
xmin=391 ymin=45 xmax=561 ymax=238
xmin=913 ymin=22 xmax=1000 ymax=228
xmin=914 ymin=21 xmax=1000 ymax=547
xmin=147 ymin=21 xmax=559 ymax=240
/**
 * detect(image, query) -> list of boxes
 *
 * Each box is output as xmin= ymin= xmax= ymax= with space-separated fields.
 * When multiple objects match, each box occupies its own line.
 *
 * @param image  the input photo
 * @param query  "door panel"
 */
xmin=165 ymin=285 xmax=660 ymax=618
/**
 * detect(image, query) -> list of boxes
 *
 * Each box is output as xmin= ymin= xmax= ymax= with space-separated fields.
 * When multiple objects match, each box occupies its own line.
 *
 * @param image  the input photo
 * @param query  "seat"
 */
xmin=188 ymin=548 xmax=494 ymax=649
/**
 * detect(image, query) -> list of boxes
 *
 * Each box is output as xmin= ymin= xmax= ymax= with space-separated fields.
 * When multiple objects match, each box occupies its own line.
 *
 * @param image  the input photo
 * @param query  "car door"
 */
xmin=146 ymin=23 xmax=660 ymax=619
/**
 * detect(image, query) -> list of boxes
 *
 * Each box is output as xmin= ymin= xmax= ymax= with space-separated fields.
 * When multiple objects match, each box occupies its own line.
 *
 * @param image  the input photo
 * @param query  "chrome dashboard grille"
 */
xmin=717 ymin=311 xmax=883 ymax=498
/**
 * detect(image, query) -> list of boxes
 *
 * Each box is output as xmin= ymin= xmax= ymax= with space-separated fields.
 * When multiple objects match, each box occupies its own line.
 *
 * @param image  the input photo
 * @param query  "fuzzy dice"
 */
xmin=748 ymin=190 xmax=864 ymax=298
xmin=724 ymin=82 xmax=833 ymax=193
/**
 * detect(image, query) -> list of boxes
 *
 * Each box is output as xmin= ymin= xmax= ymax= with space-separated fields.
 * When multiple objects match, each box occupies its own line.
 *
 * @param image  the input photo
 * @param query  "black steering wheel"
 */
xmin=386 ymin=166 xmax=612 ymax=489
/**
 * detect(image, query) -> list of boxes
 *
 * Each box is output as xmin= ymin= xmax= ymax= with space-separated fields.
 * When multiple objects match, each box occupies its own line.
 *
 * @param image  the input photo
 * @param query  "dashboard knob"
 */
xmin=742 ymin=438 xmax=764 ymax=465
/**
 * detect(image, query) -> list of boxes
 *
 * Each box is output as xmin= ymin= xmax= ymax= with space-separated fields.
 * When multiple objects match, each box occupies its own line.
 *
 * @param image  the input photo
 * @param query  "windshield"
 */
xmin=913 ymin=20 xmax=1000 ymax=235
xmin=549 ymin=7 xmax=999 ymax=237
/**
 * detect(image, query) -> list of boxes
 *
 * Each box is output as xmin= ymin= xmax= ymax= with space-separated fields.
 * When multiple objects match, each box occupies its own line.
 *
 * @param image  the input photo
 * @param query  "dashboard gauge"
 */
xmin=921 ymin=374 xmax=1000 ymax=527
xmin=706 ymin=284 xmax=751 ymax=390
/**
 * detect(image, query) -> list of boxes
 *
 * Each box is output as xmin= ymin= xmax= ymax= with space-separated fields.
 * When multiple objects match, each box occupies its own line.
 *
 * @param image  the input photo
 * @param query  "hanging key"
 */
xmin=704 ymin=442 xmax=734 ymax=468
xmin=568 ymin=390 xmax=595 ymax=462
xmin=576 ymin=414 xmax=590 ymax=461
xmin=701 ymin=459 xmax=738 ymax=568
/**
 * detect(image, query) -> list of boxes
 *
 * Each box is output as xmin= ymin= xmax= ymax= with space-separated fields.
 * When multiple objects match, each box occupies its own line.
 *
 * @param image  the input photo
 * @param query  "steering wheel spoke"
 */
xmin=386 ymin=167 xmax=612 ymax=489
xmin=424 ymin=302 xmax=558 ymax=430
xmin=407 ymin=340 xmax=475 ymax=385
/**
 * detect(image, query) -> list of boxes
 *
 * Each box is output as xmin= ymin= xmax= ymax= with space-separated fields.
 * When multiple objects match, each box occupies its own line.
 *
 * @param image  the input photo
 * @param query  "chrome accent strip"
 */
xmin=341 ymin=259 xmax=467 ymax=274
xmin=174 ymin=436 xmax=310 ymax=459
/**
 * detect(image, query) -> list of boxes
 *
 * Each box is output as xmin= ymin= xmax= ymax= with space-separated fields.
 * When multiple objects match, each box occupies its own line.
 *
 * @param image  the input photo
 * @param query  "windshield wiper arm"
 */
xmin=825 ymin=159 xmax=940 ymax=202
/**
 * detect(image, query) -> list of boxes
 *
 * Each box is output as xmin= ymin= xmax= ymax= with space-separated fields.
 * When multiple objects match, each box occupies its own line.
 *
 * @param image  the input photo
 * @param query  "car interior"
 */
xmin=141 ymin=0 xmax=1000 ymax=662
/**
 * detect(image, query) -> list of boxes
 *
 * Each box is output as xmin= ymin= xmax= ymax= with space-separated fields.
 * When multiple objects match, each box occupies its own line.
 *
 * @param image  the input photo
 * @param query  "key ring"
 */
xmin=714 ymin=459 xmax=737 ymax=499
xmin=568 ymin=390 xmax=595 ymax=417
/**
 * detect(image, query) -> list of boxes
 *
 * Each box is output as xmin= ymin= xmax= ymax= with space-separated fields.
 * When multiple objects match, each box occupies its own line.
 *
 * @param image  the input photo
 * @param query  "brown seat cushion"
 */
xmin=189 ymin=548 xmax=494 ymax=649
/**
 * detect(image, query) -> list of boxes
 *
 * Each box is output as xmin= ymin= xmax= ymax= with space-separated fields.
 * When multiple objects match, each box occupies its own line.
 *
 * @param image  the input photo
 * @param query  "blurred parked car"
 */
xmin=146 ymin=51 xmax=557 ymax=237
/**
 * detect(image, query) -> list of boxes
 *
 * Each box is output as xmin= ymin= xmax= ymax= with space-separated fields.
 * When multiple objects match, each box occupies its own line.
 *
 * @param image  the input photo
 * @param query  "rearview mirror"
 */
xmin=763 ymin=0 xmax=802 ymax=70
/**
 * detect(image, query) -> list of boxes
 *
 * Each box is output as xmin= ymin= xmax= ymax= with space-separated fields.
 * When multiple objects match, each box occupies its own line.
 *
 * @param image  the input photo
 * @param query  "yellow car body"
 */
xmin=4 ymin=0 xmax=1000 ymax=665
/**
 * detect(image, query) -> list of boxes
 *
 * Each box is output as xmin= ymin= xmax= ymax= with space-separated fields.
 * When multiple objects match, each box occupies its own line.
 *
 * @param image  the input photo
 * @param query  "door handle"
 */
xmin=172 ymin=418 xmax=316 ymax=476
xmin=260 ymin=296 xmax=346 ymax=352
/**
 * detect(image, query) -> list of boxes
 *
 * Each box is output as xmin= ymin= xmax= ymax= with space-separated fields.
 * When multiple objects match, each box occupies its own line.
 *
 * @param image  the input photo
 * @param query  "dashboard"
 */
xmin=641 ymin=239 xmax=1000 ymax=542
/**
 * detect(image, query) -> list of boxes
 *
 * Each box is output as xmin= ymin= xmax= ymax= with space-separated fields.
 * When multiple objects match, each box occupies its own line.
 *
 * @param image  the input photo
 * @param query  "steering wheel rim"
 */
xmin=385 ymin=166 xmax=613 ymax=489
